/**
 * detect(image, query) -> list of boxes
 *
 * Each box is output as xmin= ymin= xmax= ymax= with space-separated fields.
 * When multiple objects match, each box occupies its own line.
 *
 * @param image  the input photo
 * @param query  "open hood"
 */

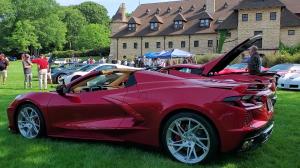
xmin=202 ymin=35 xmax=262 ymax=76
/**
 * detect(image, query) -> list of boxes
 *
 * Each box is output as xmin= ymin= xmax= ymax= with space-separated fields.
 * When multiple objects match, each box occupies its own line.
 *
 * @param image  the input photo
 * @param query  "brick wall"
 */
xmin=280 ymin=27 xmax=300 ymax=46
xmin=238 ymin=7 xmax=281 ymax=49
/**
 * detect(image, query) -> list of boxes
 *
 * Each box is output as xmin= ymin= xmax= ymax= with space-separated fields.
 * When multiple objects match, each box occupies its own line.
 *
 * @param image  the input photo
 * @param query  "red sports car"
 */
xmin=161 ymin=35 xmax=277 ymax=103
xmin=7 ymin=69 xmax=274 ymax=164
xmin=218 ymin=63 xmax=269 ymax=75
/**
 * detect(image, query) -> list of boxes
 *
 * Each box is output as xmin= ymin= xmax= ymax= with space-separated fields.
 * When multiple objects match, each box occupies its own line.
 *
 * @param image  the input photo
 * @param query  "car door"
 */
xmin=46 ymin=81 xmax=128 ymax=138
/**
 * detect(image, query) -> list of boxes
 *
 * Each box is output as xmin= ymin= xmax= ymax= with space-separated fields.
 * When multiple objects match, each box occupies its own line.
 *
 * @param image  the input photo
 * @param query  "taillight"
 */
xmin=223 ymin=95 xmax=260 ymax=108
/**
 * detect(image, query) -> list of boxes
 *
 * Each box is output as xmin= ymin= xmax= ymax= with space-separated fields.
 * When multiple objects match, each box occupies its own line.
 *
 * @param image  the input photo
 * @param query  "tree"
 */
xmin=12 ymin=0 xmax=58 ymax=21
xmin=76 ymin=24 xmax=110 ymax=50
xmin=34 ymin=14 xmax=67 ymax=52
xmin=0 ymin=0 xmax=16 ymax=52
xmin=61 ymin=7 xmax=87 ymax=50
xmin=9 ymin=20 xmax=40 ymax=52
xmin=75 ymin=1 xmax=110 ymax=26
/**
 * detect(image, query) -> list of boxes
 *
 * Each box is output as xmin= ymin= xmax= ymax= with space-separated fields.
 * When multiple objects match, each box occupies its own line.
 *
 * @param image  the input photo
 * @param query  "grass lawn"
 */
xmin=0 ymin=61 xmax=299 ymax=168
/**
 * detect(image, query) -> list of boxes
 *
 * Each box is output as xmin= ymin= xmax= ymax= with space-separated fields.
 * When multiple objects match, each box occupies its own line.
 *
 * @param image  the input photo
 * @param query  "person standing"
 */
xmin=247 ymin=46 xmax=261 ymax=75
xmin=0 ymin=53 xmax=9 ymax=85
xmin=22 ymin=54 xmax=33 ymax=88
xmin=32 ymin=54 xmax=49 ymax=90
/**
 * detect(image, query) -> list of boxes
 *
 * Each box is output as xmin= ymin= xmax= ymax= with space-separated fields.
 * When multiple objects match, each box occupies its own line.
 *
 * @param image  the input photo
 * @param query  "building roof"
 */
xmin=111 ymin=0 xmax=300 ymax=38
xmin=112 ymin=0 xmax=241 ymax=38
xmin=174 ymin=13 xmax=187 ymax=22
xmin=281 ymin=8 xmax=300 ymax=27
xmin=150 ymin=15 xmax=164 ymax=23
xmin=216 ymin=11 xmax=238 ymax=30
xmin=128 ymin=17 xmax=142 ymax=25
xmin=233 ymin=0 xmax=285 ymax=10
xmin=111 ymin=3 xmax=127 ymax=23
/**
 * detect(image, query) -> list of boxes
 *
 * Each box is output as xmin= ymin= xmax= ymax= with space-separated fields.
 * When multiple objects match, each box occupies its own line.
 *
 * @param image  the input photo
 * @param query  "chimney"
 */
xmin=120 ymin=3 xmax=127 ymax=22
xmin=205 ymin=0 xmax=215 ymax=14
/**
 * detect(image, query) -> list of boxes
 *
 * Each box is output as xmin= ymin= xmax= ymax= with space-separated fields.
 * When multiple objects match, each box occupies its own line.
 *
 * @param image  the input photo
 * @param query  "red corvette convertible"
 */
xmin=7 ymin=69 xmax=274 ymax=164
xmin=160 ymin=36 xmax=276 ymax=101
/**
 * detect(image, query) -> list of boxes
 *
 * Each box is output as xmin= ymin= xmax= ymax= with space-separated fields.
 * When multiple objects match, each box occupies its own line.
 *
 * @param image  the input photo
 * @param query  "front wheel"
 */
xmin=161 ymin=112 xmax=218 ymax=164
xmin=17 ymin=104 xmax=45 ymax=139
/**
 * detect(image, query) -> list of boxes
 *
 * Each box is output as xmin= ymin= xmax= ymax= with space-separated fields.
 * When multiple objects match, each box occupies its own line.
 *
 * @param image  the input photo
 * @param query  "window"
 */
xmin=254 ymin=31 xmax=263 ymax=48
xmin=194 ymin=41 xmax=199 ymax=47
xmin=70 ymin=72 xmax=132 ymax=94
xmin=227 ymin=32 xmax=231 ymax=38
xmin=145 ymin=42 xmax=149 ymax=48
xmin=200 ymin=19 xmax=210 ymax=27
xmin=270 ymin=12 xmax=276 ymax=20
xmin=134 ymin=42 xmax=138 ymax=49
xmin=181 ymin=41 xmax=186 ymax=48
xmin=242 ymin=14 xmax=248 ymax=22
xmin=150 ymin=22 xmax=159 ymax=31
xmin=208 ymin=40 xmax=213 ymax=47
xmin=168 ymin=41 xmax=173 ymax=48
xmin=156 ymin=42 xmax=161 ymax=48
xmin=123 ymin=43 xmax=127 ymax=49
xmin=128 ymin=23 xmax=136 ymax=31
xmin=288 ymin=30 xmax=295 ymax=35
xmin=256 ymin=13 xmax=262 ymax=21
xmin=174 ymin=20 xmax=183 ymax=29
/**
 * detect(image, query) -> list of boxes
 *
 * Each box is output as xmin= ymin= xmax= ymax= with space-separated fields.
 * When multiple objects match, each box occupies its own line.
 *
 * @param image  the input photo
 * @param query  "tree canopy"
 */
xmin=0 ymin=0 xmax=111 ymax=54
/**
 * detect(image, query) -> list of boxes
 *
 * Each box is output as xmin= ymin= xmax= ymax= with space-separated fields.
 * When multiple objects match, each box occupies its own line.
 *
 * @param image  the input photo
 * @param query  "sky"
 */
xmin=57 ymin=0 xmax=178 ymax=18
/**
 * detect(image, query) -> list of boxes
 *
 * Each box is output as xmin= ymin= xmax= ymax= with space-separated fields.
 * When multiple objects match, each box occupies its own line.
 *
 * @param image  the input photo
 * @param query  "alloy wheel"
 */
xmin=166 ymin=117 xmax=210 ymax=164
xmin=17 ymin=106 xmax=41 ymax=139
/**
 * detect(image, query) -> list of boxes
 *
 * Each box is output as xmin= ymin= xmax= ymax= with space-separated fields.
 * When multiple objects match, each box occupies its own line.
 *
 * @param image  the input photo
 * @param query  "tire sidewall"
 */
xmin=161 ymin=112 xmax=219 ymax=164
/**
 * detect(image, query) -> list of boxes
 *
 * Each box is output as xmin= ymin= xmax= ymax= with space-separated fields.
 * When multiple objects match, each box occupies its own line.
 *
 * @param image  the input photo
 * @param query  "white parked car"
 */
xmin=54 ymin=58 xmax=67 ymax=65
xmin=62 ymin=63 xmax=141 ymax=84
xmin=277 ymin=66 xmax=300 ymax=90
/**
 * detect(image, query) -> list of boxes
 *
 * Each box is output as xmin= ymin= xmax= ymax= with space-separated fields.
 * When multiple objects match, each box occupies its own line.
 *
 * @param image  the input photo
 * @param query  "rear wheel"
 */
xmin=161 ymin=112 xmax=218 ymax=164
xmin=17 ymin=104 xmax=45 ymax=139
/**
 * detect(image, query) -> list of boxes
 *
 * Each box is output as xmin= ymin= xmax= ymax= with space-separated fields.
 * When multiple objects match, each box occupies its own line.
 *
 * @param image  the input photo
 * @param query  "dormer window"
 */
xmin=200 ymin=19 xmax=210 ymax=28
xmin=150 ymin=22 xmax=159 ymax=31
xmin=128 ymin=23 xmax=136 ymax=31
xmin=149 ymin=15 xmax=163 ymax=31
xmin=174 ymin=20 xmax=183 ymax=29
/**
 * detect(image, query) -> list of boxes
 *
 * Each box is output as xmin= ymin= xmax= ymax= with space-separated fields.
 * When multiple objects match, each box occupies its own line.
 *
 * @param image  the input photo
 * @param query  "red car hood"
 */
xmin=202 ymin=35 xmax=262 ymax=76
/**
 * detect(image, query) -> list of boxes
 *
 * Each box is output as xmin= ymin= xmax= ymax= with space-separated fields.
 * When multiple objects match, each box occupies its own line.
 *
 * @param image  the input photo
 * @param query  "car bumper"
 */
xmin=239 ymin=120 xmax=274 ymax=151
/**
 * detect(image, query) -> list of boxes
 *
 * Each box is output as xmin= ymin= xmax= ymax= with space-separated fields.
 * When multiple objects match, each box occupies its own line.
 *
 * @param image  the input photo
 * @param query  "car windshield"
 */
xmin=269 ymin=64 xmax=293 ymax=72
xmin=79 ymin=64 xmax=98 ymax=72
xmin=291 ymin=66 xmax=300 ymax=72
xmin=227 ymin=63 xmax=247 ymax=69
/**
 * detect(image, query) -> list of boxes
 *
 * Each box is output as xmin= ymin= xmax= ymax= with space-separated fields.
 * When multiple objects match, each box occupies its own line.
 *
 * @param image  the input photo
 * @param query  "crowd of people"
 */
xmin=0 ymin=45 xmax=263 ymax=89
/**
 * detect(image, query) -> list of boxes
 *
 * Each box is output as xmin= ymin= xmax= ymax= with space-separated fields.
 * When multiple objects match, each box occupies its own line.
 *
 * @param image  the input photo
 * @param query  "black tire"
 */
xmin=56 ymin=73 xmax=66 ymax=84
xmin=161 ymin=112 xmax=219 ymax=164
xmin=71 ymin=75 xmax=81 ymax=82
xmin=16 ymin=104 xmax=46 ymax=139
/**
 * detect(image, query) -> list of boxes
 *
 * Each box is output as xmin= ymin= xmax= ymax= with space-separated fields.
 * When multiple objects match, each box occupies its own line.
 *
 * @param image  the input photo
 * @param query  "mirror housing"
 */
xmin=56 ymin=84 xmax=68 ymax=95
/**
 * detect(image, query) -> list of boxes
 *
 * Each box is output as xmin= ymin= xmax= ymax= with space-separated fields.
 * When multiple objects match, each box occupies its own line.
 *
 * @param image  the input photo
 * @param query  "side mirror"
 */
xmin=56 ymin=84 xmax=68 ymax=95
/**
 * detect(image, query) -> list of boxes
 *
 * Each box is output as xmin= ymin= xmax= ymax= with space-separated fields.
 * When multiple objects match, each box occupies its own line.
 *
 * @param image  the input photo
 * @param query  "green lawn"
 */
xmin=0 ymin=61 xmax=299 ymax=168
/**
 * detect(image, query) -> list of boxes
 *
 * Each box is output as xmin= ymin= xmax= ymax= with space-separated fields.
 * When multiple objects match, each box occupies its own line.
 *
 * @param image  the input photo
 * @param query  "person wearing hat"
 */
xmin=22 ymin=54 xmax=33 ymax=88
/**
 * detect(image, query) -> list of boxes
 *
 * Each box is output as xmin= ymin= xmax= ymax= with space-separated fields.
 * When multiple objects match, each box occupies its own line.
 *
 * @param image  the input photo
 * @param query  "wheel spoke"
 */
xmin=175 ymin=121 xmax=185 ymax=136
xmin=187 ymin=145 xmax=194 ymax=160
xmin=195 ymin=138 xmax=208 ymax=151
xmin=168 ymin=128 xmax=182 ymax=137
xmin=192 ymin=146 xmax=198 ymax=159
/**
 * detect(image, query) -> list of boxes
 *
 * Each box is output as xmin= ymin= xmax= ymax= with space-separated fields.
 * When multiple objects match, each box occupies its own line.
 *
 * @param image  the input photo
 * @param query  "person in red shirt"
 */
xmin=32 ymin=54 xmax=49 ymax=90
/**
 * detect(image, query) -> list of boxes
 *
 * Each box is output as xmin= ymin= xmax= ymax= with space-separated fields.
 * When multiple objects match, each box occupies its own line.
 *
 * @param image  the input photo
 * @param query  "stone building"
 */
xmin=110 ymin=0 xmax=300 ymax=60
